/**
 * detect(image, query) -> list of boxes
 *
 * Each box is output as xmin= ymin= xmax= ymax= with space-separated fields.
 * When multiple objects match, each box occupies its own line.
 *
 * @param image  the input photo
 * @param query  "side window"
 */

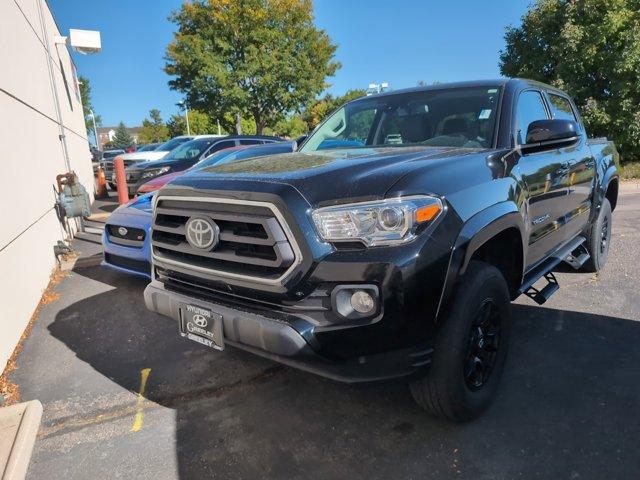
xmin=548 ymin=93 xmax=577 ymax=121
xmin=515 ymin=91 xmax=549 ymax=144
xmin=239 ymin=139 xmax=261 ymax=145
xmin=207 ymin=140 xmax=235 ymax=154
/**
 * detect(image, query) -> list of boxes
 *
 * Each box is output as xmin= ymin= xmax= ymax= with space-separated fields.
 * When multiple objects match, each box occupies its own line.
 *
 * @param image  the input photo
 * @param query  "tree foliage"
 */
xmin=500 ymin=0 xmax=640 ymax=162
xmin=78 ymin=75 xmax=101 ymax=138
xmin=165 ymin=0 xmax=340 ymax=134
xmin=138 ymin=109 xmax=170 ymax=143
xmin=270 ymin=115 xmax=307 ymax=138
xmin=111 ymin=122 xmax=135 ymax=148
xmin=166 ymin=109 xmax=219 ymax=136
xmin=301 ymin=89 xmax=366 ymax=131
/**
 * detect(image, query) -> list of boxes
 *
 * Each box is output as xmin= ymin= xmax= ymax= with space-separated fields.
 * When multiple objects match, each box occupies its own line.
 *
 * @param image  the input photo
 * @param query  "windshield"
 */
xmin=103 ymin=151 xmax=122 ymax=158
xmin=163 ymin=138 xmax=217 ymax=161
xmin=157 ymin=136 xmax=192 ymax=152
xmin=301 ymin=87 xmax=501 ymax=152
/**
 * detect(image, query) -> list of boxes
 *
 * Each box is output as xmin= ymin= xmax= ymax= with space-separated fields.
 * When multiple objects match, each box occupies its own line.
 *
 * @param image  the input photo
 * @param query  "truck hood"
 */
xmin=168 ymin=146 xmax=485 ymax=207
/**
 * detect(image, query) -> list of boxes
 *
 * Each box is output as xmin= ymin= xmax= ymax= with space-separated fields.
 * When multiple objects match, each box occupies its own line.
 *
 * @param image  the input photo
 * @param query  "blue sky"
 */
xmin=50 ymin=0 xmax=531 ymax=127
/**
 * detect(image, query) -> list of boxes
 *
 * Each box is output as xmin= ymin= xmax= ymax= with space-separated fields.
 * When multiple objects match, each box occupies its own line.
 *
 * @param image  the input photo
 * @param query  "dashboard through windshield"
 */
xmin=301 ymin=87 xmax=501 ymax=152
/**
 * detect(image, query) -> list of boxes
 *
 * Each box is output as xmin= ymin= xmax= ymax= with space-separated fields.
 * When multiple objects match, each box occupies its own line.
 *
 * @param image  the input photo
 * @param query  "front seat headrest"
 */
xmin=442 ymin=118 xmax=469 ymax=136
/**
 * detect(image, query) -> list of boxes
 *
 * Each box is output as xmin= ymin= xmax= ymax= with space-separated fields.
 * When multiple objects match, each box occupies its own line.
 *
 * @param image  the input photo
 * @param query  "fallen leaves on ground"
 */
xmin=0 ymin=268 xmax=67 ymax=406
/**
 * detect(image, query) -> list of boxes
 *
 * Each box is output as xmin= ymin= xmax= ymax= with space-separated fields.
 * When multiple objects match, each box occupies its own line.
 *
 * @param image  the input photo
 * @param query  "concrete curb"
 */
xmin=0 ymin=400 xmax=43 ymax=480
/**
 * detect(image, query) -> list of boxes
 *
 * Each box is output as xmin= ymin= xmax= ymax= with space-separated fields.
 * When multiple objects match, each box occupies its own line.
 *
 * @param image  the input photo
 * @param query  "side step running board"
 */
xmin=518 ymin=236 xmax=587 ymax=305
xmin=564 ymin=243 xmax=590 ymax=270
xmin=523 ymin=272 xmax=559 ymax=305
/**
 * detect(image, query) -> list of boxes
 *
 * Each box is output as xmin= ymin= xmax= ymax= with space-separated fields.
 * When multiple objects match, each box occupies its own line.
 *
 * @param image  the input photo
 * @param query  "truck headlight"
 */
xmin=311 ymin=196 xmax=443 ymax=247
xmin=141 ymin=166 xmax=170 ymax=179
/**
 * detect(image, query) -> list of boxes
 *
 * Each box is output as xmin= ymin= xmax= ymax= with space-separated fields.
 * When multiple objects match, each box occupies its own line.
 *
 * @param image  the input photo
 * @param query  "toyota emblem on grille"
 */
xmin=185 ymin=217 xmax=219 ymax=250
xmin=117 ymin=226 xmax=128 ymax=236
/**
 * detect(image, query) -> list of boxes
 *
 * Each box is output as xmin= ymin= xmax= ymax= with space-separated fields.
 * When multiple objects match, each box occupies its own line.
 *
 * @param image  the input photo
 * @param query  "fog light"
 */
xmin=351 ymin=290 xmax=375 ymax=314
xmin=332 ymin=284 xmax=379 ymax=320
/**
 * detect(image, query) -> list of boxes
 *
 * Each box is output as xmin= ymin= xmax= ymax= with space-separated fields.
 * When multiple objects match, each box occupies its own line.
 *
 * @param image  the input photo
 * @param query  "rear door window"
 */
xmin=207 ymin=140 xmax=236 ymax=155
xmin=548 ymin=93 xmax=577 ymax=121
xmin=239 ymin=139 xmax=262 ymax=145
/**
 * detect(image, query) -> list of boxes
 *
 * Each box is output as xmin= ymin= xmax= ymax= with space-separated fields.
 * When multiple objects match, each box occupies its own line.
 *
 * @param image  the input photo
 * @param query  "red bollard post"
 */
xmin=114 ymin=156 xmax=129 ymax=204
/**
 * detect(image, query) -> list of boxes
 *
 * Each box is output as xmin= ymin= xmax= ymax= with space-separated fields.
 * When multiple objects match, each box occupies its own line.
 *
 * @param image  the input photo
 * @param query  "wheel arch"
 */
xmin=604 ymin=176 xmax=619 ymax=211
xmin=435 ymin=202 xmax=526 ymax=320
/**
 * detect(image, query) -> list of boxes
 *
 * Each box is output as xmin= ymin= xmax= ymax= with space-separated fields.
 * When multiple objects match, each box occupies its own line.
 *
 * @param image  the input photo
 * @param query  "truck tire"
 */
xmin=582 ymin=198 xmax=612 ymax=273
xmin=409 ymin=261 xmax=511 ymax=422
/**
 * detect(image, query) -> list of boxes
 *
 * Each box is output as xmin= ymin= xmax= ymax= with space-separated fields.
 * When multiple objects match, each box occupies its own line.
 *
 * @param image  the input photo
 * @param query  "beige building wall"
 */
xmin=0 ymin=0 xmax=94 ymax=371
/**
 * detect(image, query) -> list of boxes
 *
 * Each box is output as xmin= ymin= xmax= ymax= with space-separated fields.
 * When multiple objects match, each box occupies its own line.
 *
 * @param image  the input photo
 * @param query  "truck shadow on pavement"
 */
xmin=47 ymin=266 xmax=640 ymax=480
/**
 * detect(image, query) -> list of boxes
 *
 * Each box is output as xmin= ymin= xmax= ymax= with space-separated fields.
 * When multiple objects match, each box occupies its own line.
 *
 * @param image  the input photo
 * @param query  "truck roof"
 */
xmin=361 ymin=78 xmax=560 ymax=100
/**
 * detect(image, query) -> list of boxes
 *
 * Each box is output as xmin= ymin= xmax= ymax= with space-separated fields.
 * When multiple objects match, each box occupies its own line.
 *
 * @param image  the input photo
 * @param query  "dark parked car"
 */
xmin=143 ymin=79 xmax=619 ymax=421
xmin=124 ymin=135 xmax=280 ymax=195
xmin=97 ymin=149 xmax=125 ymax=174
xmin=135 ymin=143 xmax=161 ymax=152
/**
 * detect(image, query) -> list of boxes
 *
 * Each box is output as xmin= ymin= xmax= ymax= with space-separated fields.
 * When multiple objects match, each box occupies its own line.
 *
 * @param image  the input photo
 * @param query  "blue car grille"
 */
xmin=106 ymin=224 xmax=145 ymax=248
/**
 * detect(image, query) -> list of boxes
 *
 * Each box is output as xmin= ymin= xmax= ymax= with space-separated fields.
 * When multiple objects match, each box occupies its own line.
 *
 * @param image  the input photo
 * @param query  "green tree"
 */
xmin=301 ymin=89 xmax=366 ymax=131
xmin=78 ymin=75 xmax=101 ymax=139
xmin=111 ymin=122 xmax=134 ymax=148
xmin=165 ymin=0 xmax=340 ymax=134
xmin=271 ymin=115 xmax=308 ymax=138
xmin=138 ymin=109 xmax=170 ymax=143
xmin=166 ymin=109 xmax=218 ymax=136
xmin=500 ymin=0 xmax=640 ymax=162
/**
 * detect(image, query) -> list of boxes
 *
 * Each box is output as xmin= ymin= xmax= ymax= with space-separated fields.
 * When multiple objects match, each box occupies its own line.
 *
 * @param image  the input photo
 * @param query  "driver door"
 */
xmin=514 ymin=90 xmax=571 ymax=268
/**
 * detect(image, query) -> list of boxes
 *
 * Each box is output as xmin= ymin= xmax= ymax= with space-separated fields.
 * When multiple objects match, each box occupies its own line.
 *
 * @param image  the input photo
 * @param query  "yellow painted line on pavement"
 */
xmin=131 ymin=368 xmax=151 ymax=433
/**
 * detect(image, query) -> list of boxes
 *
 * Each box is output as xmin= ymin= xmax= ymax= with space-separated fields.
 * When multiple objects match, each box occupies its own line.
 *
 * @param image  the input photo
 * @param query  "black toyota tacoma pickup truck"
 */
xmin=144 ymin=79 xmax=619 ymax=421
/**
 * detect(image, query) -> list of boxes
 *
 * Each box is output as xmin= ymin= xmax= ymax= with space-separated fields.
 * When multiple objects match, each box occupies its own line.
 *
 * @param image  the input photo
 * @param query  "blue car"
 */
xmin=102 ymin=193 xmax=155 ymax=278
xmin=102 ymin=141 xmax=295 ymax=278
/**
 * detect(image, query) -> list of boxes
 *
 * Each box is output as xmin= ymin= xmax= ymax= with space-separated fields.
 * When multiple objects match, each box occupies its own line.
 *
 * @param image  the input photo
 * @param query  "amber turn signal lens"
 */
xmin=415 ymin=204 xmax=441 ymax=223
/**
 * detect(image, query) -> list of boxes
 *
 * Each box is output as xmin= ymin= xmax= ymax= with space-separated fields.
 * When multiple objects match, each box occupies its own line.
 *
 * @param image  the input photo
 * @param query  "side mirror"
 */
xmin=522 ymin=119 xmax=581 ymax=152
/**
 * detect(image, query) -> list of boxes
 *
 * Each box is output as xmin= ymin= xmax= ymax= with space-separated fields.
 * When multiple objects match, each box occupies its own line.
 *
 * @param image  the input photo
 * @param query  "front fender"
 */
xmin=435 ymin=201 xmax=526 ymax=320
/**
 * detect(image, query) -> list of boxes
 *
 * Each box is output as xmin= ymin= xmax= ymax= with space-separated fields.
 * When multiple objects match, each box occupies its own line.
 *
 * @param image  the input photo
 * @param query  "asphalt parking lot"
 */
xmin=10 ymin=184 xmax=640 ymax=480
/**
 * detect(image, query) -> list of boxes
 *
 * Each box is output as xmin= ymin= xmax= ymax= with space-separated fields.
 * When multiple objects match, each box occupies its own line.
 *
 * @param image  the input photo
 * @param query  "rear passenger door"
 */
xmin=514 ymin=90 xmax=570 ymax=267
xmin=545 ymin=91 xmax=595 ymax=235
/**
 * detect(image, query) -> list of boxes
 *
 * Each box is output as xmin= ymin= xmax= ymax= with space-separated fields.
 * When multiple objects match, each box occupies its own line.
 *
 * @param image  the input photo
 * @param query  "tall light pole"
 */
xmin=178 ymin=100 xmax=190 ymax=135
xmin=88 ymin=110 xmax=99 ymax=149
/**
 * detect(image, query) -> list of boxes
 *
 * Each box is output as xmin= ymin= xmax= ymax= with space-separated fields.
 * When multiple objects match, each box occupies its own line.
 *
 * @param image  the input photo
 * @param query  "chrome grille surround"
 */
xmin=151 ymin=195 xmax=303 ymax=286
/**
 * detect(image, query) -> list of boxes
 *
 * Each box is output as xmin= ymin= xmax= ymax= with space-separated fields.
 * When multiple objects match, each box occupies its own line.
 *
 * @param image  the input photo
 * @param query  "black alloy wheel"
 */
xmin=464 ymin=299 xmax=501 ymax=391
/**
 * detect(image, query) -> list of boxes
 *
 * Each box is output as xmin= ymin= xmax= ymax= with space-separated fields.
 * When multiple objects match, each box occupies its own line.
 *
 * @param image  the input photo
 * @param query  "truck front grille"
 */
xmin=151 ymin=196 xmax=301 ymax=284
xmin=126 ymin=170 xmax=144 ymax=182
xmin=103 ymin=160 xmax=114 ymax=177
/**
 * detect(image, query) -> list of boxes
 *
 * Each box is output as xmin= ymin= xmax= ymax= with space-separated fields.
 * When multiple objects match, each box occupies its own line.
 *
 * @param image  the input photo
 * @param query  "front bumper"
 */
xmin=144 ymin=281 xmax=434 ymax=383
xmin=102 ymin=210 xmax=152 ymax=278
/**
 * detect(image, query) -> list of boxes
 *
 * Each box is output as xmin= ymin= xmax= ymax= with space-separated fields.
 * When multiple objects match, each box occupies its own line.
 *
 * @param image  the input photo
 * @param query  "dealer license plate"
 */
xmin=179 ymin=303 xmax=224 ymax=351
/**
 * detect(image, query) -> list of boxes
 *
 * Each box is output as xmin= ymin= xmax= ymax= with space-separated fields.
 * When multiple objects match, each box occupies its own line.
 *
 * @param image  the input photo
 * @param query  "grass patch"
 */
xmin=621 ymin=161 xmax=640 ymax=180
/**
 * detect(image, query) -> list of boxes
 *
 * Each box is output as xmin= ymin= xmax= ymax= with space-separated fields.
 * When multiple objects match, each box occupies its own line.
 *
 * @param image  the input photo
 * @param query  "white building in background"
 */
xmin=97 ymin=126 xmax=141 ymax=148
xmin=0 ymin=0 xmax=96 ymax=372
